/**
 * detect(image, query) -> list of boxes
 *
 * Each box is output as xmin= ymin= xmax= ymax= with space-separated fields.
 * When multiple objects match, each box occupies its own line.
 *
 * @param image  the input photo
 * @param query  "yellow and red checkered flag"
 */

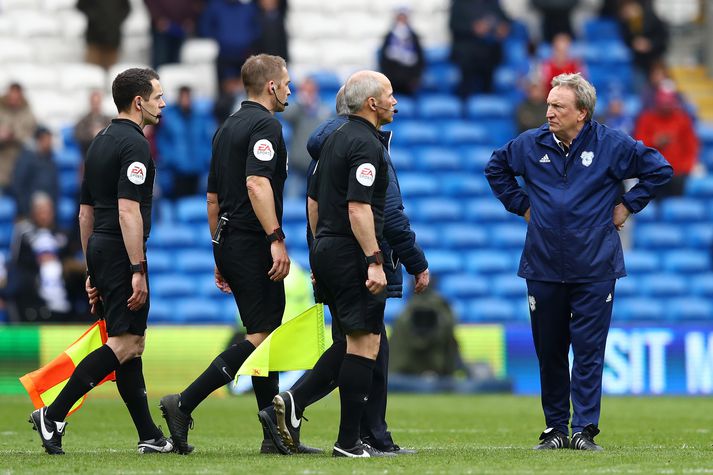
xmin=19 ymin=320 xmax=115 ymax=417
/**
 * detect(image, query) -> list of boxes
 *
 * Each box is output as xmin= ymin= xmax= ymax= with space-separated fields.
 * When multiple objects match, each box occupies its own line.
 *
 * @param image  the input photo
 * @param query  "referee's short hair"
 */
xmin=551 ymin=72 xmax=597 ymax=121
xmin=241 ymin=54 xmax=287 ymax=97
xmin=112 ymin=68 xmax=160 ymax=113
xmin=344 ymin=71 xmax=385 ymax=114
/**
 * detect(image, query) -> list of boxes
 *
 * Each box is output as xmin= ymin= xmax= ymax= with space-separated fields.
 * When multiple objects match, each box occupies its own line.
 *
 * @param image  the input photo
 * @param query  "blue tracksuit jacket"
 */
xmin=485 ymin=121 xmax=672 ymax=283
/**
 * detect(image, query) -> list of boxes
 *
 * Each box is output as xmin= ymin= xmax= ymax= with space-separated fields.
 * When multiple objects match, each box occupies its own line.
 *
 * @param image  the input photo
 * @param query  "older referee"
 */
xmin=485 ymin=73 xmax=671 ymax=451
xmin=160 ymin=54 xmax=295 ymax=455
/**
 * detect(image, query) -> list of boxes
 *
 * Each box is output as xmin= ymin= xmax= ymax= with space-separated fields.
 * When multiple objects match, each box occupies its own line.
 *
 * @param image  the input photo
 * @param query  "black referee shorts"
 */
xmin=310 ymin=236 xmax=385 ymax=336
xmin=86 ymin=233 xmax=149 ymax=337
xmin=213 ymin=229 xmax=285 ymax=334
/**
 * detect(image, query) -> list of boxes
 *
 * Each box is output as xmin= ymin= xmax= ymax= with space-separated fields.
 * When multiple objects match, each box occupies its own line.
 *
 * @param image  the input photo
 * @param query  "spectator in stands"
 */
xmin=77 ymin=0 xmax=131 ymax=70
xmin=144 ymin=0 xmax=204 ymax=69
xmin=596 ymin=95 xmax=633 ymax=135
xmin=449 ymin=0 xmax=511 ymax=97
xmin=532 ymin=0 xmax=578 ymax=43
xmin=634 ymin=86 xmax=699 ymax=198
xmin=200 ymin=0 xmax=261 ymax=85
xmin=516 ymin=77 xmax=548 ymax=133
xmin=213 ymin=76 xmax=247 ymax=126
xmin=11 ymin=126 xmax=59 ymax=220
xmin=540 ymin=33 xmax=584 ymax=95
xmin=281 ymin=77 xmax=331 ymax=197
xmin=256 ymin=0 xmax=289 ymax=62
xmin=617 ymin=0 xmax=668 ymax=90
xmin=5 ymin=192 xmax=72 ymax=322
xmin=378 ymin=6 xmax=425 ymax=96
xmin=155 ymin=86 xmax=215 ymax=199
xmin=0 ymin=83 xmax=37 ymax=194
xmin=74 ymin=90 xmax=112 ymax=159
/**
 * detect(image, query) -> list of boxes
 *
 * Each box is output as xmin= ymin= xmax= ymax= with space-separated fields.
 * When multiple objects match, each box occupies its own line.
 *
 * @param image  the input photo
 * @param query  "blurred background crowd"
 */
xmin=0 ymin=0 xmax=711 ymax=360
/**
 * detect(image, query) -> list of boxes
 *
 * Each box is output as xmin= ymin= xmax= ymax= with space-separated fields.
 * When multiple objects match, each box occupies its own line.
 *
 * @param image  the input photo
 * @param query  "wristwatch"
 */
xmin=267 ymin=227 xmax=285 ymax=243
xmin=365 ymin=251 xmax=383 ymax=266
xmin=129 ymin=260 xmax=147 ymax=274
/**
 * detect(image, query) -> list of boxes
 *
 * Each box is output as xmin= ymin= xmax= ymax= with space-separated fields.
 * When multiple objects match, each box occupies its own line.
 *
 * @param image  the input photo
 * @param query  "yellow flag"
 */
xmin=237 ymin=304 xmax=326 ymax=377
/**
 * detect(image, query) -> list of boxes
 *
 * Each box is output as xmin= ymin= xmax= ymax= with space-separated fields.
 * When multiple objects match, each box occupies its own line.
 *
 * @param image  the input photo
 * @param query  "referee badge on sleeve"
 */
xmin=253 ymin=139 xmax=275 ymax=161
xmin=356 ymin=163 xmax=376 ymax=186
xmin=127 ymin=162 xmax=147 ymax=184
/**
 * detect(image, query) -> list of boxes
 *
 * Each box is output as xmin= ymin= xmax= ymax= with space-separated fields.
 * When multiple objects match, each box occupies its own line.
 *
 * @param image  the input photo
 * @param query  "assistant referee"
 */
xmin=29 ymin=68 xmax=173 ymax=455
xmin=160 ymin=54 xmax=295 ymax=455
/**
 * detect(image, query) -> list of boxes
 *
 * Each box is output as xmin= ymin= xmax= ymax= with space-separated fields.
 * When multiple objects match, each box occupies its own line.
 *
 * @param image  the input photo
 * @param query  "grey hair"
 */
xmin=344 ymin=73 xmax=382 ymax=114
xmin=31 ymin=191 xmax=53 ymax=208
xmin=335 ymin=85 xmax=348 ymax=115
xmin=551 ymin=72 xmax=597 ymax=121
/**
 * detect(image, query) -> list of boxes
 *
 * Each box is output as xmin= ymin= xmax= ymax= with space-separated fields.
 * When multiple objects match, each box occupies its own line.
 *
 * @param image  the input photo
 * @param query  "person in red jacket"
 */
xmin=540 ymin=33 xmax=584 ymax=96
xmin=634 ymin=86 xmax=699 ymax=198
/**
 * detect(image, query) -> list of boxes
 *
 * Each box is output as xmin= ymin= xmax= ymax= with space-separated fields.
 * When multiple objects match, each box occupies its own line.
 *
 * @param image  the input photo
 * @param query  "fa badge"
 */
xmin=581 ymin=151 xmax=594 ymax=167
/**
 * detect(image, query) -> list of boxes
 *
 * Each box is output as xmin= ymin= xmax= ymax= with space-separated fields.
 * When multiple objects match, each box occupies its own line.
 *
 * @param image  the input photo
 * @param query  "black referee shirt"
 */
xmin=308 ymin=115 xmax=388 ymax=241
xmin=80 ymin=119 xmax=155 ymax=239
xmin=207 ymin=101 xmax=288 ymax=233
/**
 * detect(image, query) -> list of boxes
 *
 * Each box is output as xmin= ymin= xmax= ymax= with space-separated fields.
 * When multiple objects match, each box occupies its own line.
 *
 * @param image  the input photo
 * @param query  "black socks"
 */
xmin=116 ymin=357 xmax=161 ymax=441
xmin=337 ymin=353 xmax=375 ymax=449
xmin=292 ymin=340 xmax=347 ymax=414
xmin=46 ymin=344 xmax=120 ymax=422
xmin=179 ymin=340 xmax=255 ymax=414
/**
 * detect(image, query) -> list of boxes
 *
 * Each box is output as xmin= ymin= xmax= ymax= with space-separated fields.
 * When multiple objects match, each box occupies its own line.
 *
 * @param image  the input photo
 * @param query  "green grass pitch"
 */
xmin=2 ymin=394 xmax=713 ymax=473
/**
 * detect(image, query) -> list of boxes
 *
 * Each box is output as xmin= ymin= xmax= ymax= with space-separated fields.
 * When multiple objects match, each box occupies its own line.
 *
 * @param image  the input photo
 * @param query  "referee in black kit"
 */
xmin=159 ymin=54 xmax=305 ymax=455
xmin=29 ymin=68 xmax=173 ymax=455
xmin=261 ymin=70 xmax=397 ymax=458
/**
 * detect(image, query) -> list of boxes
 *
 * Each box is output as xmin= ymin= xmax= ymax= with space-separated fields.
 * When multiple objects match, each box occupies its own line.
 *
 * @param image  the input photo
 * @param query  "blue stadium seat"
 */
xmin=441 ymin=224 xmax=488 ymax=249
xmin=397 ymin=172 xmax=439 ymax=197
xmin=151 ymin=274 xmax=195 ymax=298
xmin=582 ymin=41 xmax=631 ymax=64
xmin=410 ymin=224 xmax=439 ymax=250
xmin=686 ymin=175 xmax=713 ymax=197
xmin=175 ymin=249 xmax=215 ymax=274
xmin=466 ymin=298 xmax=516 ymax=322
xmin=390 ymin=121 xmax=439 ymax=146
xmin=310 ymin=70 xmax=341 ymax=91
xmin=439 ymin=273 xmax=489 ymax=299
xmin=466 ymin=95 xmax=513 ymax=119
xmin=424 ymin=46 xmax=450 ymax=66
xmin=683 ymin=223 xmax=713 ymax=249
xmin=493 ymin=66 xmax=519 ymax=94
xmin=57 ymin=197 xmax=76 ymax=228
xmin=290 ymin=249 xmax=310 ymax=270
xmin=54 ymin=147 xmax=81 ymax=171
xmin=639 ymin=273 xmax=687 ymax=297
xmin=491 ymin=273 xmax=526 ymax=298
xmin=696 ymin=122 xmax=713 ymax=146
xmin=480 ymin=118 xmax=517 ymax=145
xmin=659 ymin=197 xmax=707 ymax=222
xmin=466 ymin=250 xmax=513 ymax=274
xmin=583 ymin=19 xmax=622 ymax=41
xmin=634 ymin=200 xmax=658 ymax=223
xmin=690 ymin=273 xmax=713 ymax=297
xmin=421 ymin=64 xmax=460 ymax=93
xmin=634 ymin=224 xmax=684 ymax=249
xmin=418 ymin=94 xmax=462 ymax=119
xmin=614 ymin=297 xmax=664 ymax=321
xmin=662 ymin=250 xmax=710 ymax=274
xmin=149 ymin=299 xmax=180 ymax=323
xmin=489 ymin=224 xmax=526 ymax=249
xmin=462 ymin=145 xmax=494 ymax=171
xmin=384 ymin=298 xmax=406 ymax=324
xmin=465 ymin=198 xmax=511 ymax=222
xmin=393 ymin=96 xmax=416 ymax=119
xmin=440 ymin=120 xmax=489 ymax=145
xmin=389 ymin=147 xmax=416 ymax=171
xmin=424 ymin=250 xmax=463 ymax=275
xmin=150 ymin=224 xmax=199 ymax=248
xmin=666 ymin=298 xmax=712 ymax=321
xmin=154 ymin=199 xmax=174 ymax=224
xmin=174 ymin=298 xmax=225 ymax=324
xmin=0 ymin=223 xmax=12 ymax=247
xmin=196 ymin=273 xmax=220 ymax=296
xmin=614 ymin=275 xmax=638 ymax=297
xmin=0 ymin=196 xmax=16 ymax=223
xmin=414 ymin=198 xmax=463 ymax=222
xmin=282 ymin=197 xmax=304 ymax=224
xmin=623 ymin=249 xmax=660 ymax=274
xmin=416 ymin=147 xmax=462 ymax=172
xmin=175 ymin=196 xmax=208 ymax=223
xmin=441 ymin=173 xmax=490 ymax=197
xmin=59 ymin=169 xmax=79 ymax=196
xmin=146 ymin=249 xmax=173 ymax=274
xmin=503 ymin=38 xmax=529 ymax=70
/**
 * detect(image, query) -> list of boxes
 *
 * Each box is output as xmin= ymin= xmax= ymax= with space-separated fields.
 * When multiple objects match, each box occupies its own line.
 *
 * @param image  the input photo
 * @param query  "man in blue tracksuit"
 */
xmin=270 ymin=86 xmax=429 ymax=455
xmin=485 ymin=73 xmax=672 ymax=451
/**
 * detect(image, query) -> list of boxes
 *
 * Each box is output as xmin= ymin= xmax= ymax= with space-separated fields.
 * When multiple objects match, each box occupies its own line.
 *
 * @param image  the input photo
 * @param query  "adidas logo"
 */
xmin=605 ymin=293 xmax=612 ymax=303
xmin=539 ymin=154 xmax=551 ymax=163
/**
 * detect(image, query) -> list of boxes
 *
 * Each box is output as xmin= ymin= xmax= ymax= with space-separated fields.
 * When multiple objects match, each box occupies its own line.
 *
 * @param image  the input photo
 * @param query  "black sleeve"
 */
xmin=117 ymin=137 xmax=151 ymax=202
xmin=245 ymin=117 xmax=283 ymax=179
xmin=346 ymin=139 xmax=382 ymax=204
